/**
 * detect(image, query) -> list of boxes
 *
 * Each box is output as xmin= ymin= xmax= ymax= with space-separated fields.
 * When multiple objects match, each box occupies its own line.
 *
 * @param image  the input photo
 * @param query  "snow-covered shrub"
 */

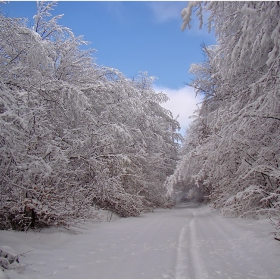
xmin=0 ymin=246 xmax=20 ymax=270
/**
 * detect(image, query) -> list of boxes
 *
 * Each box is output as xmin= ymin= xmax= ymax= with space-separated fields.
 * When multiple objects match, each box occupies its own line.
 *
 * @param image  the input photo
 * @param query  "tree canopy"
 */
xmin=0 ymin=2 xmax=181 ymax=231
xmin=167 ymin=1 xmax=280 ymax=235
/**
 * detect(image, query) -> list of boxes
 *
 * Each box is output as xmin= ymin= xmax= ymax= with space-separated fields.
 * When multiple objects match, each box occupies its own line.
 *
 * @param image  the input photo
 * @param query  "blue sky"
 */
xmin=1 ymin=1 xmax=216 ymax=133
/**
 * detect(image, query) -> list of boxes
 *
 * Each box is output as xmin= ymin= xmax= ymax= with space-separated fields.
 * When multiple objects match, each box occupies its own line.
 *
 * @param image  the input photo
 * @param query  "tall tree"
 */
xmin=0 ymin=2 xmax=181 ymax=230
xmin=167 ymin=1 xmax=280 ymax=235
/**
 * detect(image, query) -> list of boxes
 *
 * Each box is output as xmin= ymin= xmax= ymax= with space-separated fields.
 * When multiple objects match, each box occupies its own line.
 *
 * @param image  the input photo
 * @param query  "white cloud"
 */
xmin=154 ymin=85 xmax=202 ymax=134
xmin=147 ymin=2 xmax=186 ymax=23
xmin=102 ymin=2 xmax=125 ymax=22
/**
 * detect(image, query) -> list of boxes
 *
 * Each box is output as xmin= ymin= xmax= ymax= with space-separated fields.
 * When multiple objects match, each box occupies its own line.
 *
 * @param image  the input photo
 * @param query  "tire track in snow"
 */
xmin=175 ymin=210 xmax=206 ymax=279
xmin=188 ymin=210 xmax=207 ymax=279
xmin=174 ymin=224 xmax=189 ymax=279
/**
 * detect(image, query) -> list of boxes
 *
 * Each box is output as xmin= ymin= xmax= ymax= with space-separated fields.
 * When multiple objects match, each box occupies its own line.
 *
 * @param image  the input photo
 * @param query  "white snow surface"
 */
xmin=1 ymin=203 xmax=280 ymax=279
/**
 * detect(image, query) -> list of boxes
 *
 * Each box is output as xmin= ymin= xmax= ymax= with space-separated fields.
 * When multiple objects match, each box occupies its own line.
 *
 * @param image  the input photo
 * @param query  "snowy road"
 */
xmin=2 ymin=203 xmax=280 ymax=278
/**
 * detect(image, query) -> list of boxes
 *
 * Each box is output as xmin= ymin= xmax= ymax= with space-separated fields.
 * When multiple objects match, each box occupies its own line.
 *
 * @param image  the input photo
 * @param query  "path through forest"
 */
xmin=1 ymin=203 xmax=280 ymax=278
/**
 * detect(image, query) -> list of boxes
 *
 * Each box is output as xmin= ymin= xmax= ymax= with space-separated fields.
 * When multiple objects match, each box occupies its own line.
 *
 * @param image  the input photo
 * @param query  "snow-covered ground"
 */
xmin=1 ymin=203 xmax=280 ymax=279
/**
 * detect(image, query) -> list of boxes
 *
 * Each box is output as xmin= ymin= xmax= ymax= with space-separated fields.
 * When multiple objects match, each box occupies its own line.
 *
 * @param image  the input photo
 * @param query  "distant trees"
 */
xmin=167 ymin=1 xmax=280 ymax=233
xmin=0 ymin=2 xmax=181 ymax=230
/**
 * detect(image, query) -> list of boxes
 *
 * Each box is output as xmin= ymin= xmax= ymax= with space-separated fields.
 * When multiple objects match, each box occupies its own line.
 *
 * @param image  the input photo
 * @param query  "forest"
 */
xmin=0 ymin=2 xmax=181 ymax=231
xmin=0 ymin=1 xmax=279 ymax=240
xmin=167 ymin=1 xmax=280 ymax=237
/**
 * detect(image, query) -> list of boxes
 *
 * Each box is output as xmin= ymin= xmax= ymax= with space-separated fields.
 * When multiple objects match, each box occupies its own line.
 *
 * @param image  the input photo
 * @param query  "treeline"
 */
xmin=167 ymin=2 xmax=280 ymax=235
xmin=0 ymin=2 xmax=181 ymax=231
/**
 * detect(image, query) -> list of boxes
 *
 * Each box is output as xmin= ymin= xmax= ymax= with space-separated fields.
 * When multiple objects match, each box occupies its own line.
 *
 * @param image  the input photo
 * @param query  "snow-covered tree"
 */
xmin=167 ymin=1 xmax=280 ymax=235
xmin=0 ymin=2 xmax=180 ymax=230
